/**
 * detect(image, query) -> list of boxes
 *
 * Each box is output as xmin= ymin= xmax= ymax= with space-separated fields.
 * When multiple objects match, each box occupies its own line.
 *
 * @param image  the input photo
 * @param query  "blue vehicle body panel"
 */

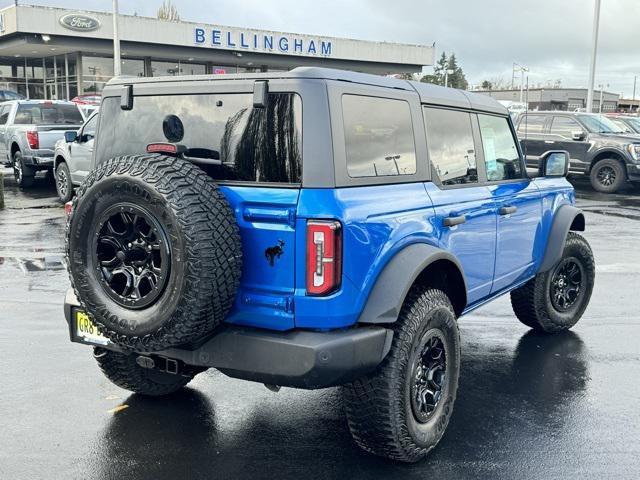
xmin=218 ymin=176 xmax=576 ymax=331
xmin=220 ymin=185 xmax=299 ymax=331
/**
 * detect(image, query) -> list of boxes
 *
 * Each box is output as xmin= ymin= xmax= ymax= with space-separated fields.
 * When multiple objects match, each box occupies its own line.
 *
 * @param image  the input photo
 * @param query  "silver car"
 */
xmin=53 ymin=111 xmax=98 ymax=202
xmin=0 ymin=100 xmax=84 ymax=187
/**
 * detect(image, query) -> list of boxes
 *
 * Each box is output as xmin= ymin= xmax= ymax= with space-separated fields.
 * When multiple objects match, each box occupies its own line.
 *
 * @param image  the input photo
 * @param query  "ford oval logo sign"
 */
xmin=59 ymin=13 xmax=101 ymax=32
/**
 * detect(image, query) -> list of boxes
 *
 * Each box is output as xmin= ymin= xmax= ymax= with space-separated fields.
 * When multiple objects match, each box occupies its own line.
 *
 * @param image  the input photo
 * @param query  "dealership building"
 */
xmin=479 ymin=87 xmax=620 ymax=113
xmin=0 ymin=4 xmax=434 ymax=100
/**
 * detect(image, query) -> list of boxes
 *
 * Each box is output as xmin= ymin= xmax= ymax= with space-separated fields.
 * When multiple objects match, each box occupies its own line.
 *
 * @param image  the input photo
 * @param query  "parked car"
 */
xmin=71 ymin=94 xmax=101 ymax=106
xmin=53 ymin=111 xmax=98 ymax=202
xmin=64 ymin=68 xmax=595 ymax=463
xmin=516 ymin=111 xmax=640 ymax=193
xmin=606 ymin=114 xmax=640 ymax=135
xmin=0 ymin=100 xmax=84 ymax=187
xmin=0 ymin=90 xmax=25 ymax=102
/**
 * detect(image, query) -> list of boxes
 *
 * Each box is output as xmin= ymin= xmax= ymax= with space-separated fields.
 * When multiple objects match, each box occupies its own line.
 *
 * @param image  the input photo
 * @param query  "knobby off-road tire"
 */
xmin=67 ymin=154 xmax=242 ymax=352
xmin=343 ymin=288 xmax=460 ymax=463
xmin=94 ymin=348 xmax=194 ymax=396
xmin=511 ymin=232 xmax=594 ymax=333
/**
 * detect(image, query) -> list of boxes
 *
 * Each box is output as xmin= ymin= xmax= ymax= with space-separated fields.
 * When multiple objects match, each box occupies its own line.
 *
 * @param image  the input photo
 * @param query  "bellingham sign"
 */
xmin=59 ymin=14 xmax=101 ymax=32
xmin=194 ymin=27 xmax=333 ymax=57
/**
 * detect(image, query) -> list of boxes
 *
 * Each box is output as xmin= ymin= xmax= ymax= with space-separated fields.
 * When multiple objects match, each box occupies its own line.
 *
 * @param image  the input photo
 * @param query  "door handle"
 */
xmin=544 ymin=140 xmax=555 ymax=144
xmin=443 ymin=215 xmax=466 ymax=227
xmin=499 ymin=206 xmax=517 ymax=215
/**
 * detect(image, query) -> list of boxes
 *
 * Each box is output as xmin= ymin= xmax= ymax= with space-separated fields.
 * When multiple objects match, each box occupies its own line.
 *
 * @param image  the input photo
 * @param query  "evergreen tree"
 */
xmin=420 ymin=52 xmax=468 ymax=90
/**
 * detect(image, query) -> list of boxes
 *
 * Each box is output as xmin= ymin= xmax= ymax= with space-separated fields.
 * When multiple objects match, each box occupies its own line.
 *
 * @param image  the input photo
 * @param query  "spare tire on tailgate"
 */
xmin=67 ymin=154 xmax=242 ymax=352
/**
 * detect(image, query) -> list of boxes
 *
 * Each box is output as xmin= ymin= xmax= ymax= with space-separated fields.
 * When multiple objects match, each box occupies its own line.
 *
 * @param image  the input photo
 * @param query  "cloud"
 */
xmin=29 ymin=0 xmax=640 ymax=96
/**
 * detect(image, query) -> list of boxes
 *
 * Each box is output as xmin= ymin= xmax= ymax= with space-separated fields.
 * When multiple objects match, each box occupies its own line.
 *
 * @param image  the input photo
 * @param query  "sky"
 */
xmin=14 ymin=0 xmax=640 ymax=97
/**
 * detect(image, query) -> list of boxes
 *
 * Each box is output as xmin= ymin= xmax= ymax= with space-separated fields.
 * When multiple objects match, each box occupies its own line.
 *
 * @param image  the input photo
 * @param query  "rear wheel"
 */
xmin=589 ymin=158 xmax=625 ymax=193
xmin=55 ymin=161 xmax=74 ymax=202
xmin=94 ymin=348 xmax=197 ymax=396
xmin=343 ymin=288 xmax=460 ymax=462
xmin=13 ymin=151 xmax=34 ymax=188
xmin=511 ymin=232 xmax=594 ymax=333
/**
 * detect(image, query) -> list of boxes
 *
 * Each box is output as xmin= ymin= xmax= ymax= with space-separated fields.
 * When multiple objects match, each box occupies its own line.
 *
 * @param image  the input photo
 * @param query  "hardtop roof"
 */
xmin=107 ymin=66 xmax=507 ymax=115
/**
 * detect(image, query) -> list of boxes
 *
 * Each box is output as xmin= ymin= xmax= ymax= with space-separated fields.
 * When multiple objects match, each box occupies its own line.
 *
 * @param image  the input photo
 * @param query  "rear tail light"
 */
xmin=26 ymin=130 xmax=39 ymax=149
xmin=306 ymin=220 xmax=342 ymax=296
xmin=146 ymin=143 xmax=178 ymax=154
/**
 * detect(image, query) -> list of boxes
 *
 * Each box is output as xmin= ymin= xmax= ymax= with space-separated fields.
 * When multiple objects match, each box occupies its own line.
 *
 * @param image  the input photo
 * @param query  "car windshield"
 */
xmin=577 ymin=114 xmax=626 ymax=134
xmin=608 ymin=118 xmax=634 ymax=133
xmin=624 ymin=117 xmax=640 ymax=133
xmin=14 ymin=103 xmax=84 ymax=125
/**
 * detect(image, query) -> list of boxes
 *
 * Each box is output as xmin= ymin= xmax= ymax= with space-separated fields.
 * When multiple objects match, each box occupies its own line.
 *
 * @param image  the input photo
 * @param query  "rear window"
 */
xmin=517 ymin=114 xmax=546 ymax=134
xmin=96 ymin=93 xmax=302 ymax=184
xmin=14 ymin=103 xmax=83 ymax=125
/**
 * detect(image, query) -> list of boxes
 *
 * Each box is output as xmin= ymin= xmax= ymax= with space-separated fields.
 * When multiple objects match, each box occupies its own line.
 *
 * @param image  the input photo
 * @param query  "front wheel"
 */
xmin=94 ymin=348 xmax=198 ymax=396
xmin=343 ymin=288 xmax=460 ymax=462
xmin=55 ymin=161 xmax=74 ymax=203
xmin=13 ymin=151 xmax=34 ymax=188
xmin=589 ymin=158 xmax=625 ymax=193
xmin=511 ymin=232 xmax=595 ymax=333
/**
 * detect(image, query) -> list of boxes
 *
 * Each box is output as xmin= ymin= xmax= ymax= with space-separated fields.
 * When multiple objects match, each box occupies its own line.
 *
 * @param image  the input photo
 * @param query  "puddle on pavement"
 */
xmin=0 ymin=256 xmax=66 ymax=272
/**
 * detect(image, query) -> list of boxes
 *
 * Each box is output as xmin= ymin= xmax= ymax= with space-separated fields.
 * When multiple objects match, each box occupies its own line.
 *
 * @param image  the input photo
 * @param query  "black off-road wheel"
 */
xmin=511 ymin=232 xmax=594 ymax=333
xmin=94 ymin=348 xmax=197 ymax=396
xmin=589 ymin=158 xmax=625 ymax=193
xmin=67 ymin=154 xmax=242 ymax=352
xmin=13 ymin=151 xmax=34 ymax=188
xmin=55 ymin=161 xmax=74 ymax=203
xmin=343 ymin=288 xmax=460 ymax=463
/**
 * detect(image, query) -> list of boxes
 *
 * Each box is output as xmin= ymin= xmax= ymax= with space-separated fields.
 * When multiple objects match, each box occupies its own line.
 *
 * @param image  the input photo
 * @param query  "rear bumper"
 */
xmin=22 ymin=154 xmax=54 ymax=168
xmin=63 ymin=289 xmax=393 ymax=389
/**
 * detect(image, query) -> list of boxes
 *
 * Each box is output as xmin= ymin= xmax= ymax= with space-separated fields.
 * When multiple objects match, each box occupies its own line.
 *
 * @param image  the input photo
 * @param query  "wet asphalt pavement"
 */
xmin=0 ymin=167 xmax=639 ymax=479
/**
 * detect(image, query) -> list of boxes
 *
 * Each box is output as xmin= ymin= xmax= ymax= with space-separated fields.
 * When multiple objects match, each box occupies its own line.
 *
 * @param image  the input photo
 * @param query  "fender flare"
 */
xmin=539 ymin=205 xmax=585 ymax=273
xmin=357 ymin=243 xmax=467 ymax=324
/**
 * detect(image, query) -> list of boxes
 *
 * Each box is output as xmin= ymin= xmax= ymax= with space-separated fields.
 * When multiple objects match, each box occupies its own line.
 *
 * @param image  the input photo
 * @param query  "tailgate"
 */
xmin=36 ymin=126 xmax=81 ymax=151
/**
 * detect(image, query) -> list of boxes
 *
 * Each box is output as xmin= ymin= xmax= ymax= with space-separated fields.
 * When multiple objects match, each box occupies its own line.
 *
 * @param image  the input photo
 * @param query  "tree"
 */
xmin=481 ymin=80 xmax=493 ymax=90
xmin=420 ymin=52 xmax=468 ymax=90
xmin=157 ymin=0 xmax=181 ymax=21
xmin=446 ymin=54 xmax=468 ymax=90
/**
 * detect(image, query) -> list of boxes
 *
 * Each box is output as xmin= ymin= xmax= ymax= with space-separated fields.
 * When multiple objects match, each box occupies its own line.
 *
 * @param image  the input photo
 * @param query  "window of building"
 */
xmin=550 ymin=116 xmax=583 ymax=137
xmin=83 ymin=56 xmax=144 ymax=93
xmin=517 ymin=114 xmax=546 ymax=134
xmin=478 ymin=114 xmax=523 ymax=181
xmin=342 ymin=95 xmax=416 ymax=178
xmin=424 ymin=107 xmax=477 ymax=185
xmin=96 ymin=93 xmax=302 ymax=183
xmin=151 ymin=61 xmax=205 ymax=76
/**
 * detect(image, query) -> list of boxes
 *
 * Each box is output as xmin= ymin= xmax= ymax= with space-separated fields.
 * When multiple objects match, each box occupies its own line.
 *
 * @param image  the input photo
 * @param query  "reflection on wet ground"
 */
xmin=1 ymin=167 xmax=640 ymax=479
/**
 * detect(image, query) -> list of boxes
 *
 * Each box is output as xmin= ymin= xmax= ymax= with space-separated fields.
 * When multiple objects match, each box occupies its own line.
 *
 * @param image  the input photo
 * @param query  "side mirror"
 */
xmin=64 ymin=131 xmax=77 ymax=143
xmin=571 ymin=130 xmax=585 ymax=141
xmin=539 ymin=150 xmax=569 ymax=178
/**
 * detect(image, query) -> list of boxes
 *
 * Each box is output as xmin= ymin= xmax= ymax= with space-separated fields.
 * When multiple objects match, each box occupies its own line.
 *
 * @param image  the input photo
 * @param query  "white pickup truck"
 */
xmin=0 ymin=100 xmax=84 ymax=187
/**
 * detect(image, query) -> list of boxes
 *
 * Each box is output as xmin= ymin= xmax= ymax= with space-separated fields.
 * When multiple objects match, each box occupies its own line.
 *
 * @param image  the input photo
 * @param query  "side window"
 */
xmin=478 ymin=114 xmax=523 ymax=181
xmin=81 ymin=114 xmax=98 ymax=141
xmin=342 ymin=95 xmax=417 ymax=178
xmin=517 ymin=114 xmax=546 ymax=134
xmin=424 ymin=107 xmax=477 ymax=186
xmin=550 ymin=116 xmax=583 ymax=138
xmin=0 ymin=105 xmax=9 ymax=125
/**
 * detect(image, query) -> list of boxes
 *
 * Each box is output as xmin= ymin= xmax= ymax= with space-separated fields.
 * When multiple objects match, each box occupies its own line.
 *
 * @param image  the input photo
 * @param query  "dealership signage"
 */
xmin=59 ymin=13 xmax=101 ymax=32
xmin=194 ymin=27 xmax=332 ymax=57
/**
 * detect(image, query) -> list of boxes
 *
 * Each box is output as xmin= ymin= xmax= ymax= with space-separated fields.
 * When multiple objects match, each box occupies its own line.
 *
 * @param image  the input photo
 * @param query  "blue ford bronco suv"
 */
xmin=64 ymin=68 xmax=595 ymax=462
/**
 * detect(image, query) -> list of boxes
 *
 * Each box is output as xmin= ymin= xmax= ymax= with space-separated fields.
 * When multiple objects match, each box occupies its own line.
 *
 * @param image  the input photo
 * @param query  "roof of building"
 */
xmin=108 ymin=67 xmax=507 ymax=114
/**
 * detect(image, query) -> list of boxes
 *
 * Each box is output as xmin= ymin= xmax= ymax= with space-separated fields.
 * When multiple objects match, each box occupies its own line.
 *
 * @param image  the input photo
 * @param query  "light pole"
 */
xmin=598 ymin=84 xmax=604 ymax=113
xmin=513 ymin=64 xmax=529 ymax=104
xmin=586 ymin=0 xmax=601 ymax=113
xmin=444 ymin=69 xmax=454 ymax=88
xmin=112 ymin=0 xmax=121 ymax=77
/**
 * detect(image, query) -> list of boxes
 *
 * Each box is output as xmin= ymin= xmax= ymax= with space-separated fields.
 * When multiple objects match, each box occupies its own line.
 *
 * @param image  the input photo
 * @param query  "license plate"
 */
xmin=75 ymin=310 xmax=109 ymax=346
